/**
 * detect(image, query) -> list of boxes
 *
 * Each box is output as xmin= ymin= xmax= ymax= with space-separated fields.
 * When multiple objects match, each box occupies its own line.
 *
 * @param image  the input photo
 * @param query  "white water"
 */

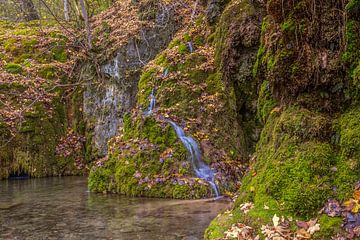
xmin=163 ymin=68 xmax=169 ymax=78
xmin=144 ymin=89 xmax=156 ymax=116
xmin=167 ymin=120 xmax=220 ymax=197
xmin=187 ymin=42 xmax=194 ymax=53
xmin=103 ymin=55 xmax=120 ymax=79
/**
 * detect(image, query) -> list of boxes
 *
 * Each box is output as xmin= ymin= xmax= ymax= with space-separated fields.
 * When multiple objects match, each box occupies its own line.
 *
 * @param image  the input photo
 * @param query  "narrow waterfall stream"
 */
xmin=167 ymin=121 xmax=220 ymax=197
xmin=144 ymin=88 xmax=156 ymax=116
xmin=143 ymin=68 xmax=220 ymax=197
xmin=187 ymin=41 xmax=194 ymax=53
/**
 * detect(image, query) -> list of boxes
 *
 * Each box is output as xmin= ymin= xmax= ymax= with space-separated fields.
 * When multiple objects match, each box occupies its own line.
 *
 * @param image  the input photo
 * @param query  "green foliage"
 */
xmin=88 ymin=163 xmax=115 ymax=193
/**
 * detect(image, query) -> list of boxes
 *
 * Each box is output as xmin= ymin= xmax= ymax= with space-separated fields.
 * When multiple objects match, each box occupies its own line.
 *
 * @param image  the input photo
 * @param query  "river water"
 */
xmin=0 ymin=177 xmax=228 ymax=240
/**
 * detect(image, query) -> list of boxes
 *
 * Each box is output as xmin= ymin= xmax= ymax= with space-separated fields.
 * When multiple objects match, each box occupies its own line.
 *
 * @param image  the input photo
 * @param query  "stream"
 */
xmin=0 ymin=176 xmax=229 ymax=240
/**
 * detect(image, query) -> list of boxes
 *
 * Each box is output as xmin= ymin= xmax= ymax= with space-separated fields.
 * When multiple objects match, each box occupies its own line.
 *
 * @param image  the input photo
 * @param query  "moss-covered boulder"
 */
xmin=213 ymin=0 xmax=263 ymax=152
xmin=89 ymin=113 xmax=212 ymax=198
xmin=0 ymin=21 xmax=84 ymax=179
xmin=205 ymin=106 xmax=360 ymax=239
xmin=205 ymin=0 xmax=360 ymax=238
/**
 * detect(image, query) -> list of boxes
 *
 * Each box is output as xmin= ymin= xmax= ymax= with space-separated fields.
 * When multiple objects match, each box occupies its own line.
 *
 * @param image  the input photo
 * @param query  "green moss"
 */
xmin=257 ymin=81 xmax=277 ymax=123
xmin=252 ymin=17 xmax=268 ymax=77
xmin=333 ymin=107 xmax=360 ymax=199
xmin=4 ymin=63 xmax=23 ymax=74
xmin=21 ymin=38 xmax=38 ymax=49
xmin=39 ymin=65 xmax=56 ymax=79
xmin=88 ymin=164 xmax=115 ymax=193
xmin=88 ymin=112 xmax=211 ymax=198
xmin=3 ymin=38 xmax=17 ymax=53
xmin=154 ymin=53 xmax=166 ymax=65
xmin=194 ymin=36 xmax=205 ymax=46
xmin=281 ymin=18 xmax=296 ymax=32
xmin=13 ymin=53 xmax=32 ymax=64
xmin=238 ymin=107 xmax=336 ymax=216
xmin=168 ymin=39 xmax=181 ymax=49
xmin=346 ymin=0 xmax=360 ymax=12
xmin=183 ymin=32 xmax=191 ymax=42
xmin=52 ymin=46 xmax=67 ymax=62
xmin=314 ymin=215 xmax=343 ymax=239
xmin=178 ymin=43 xmax=189 ymax=54
xmin=13 ymin=28 xmax=37 ymax=36
xmin=252 ymin=44 xmax=265 ymax=77
xmin=137 ymin=68 xmax=157 ymax=107
xmin=206 ymin=72 xmax=224 ymax=94
xmin=343 ymin=20 xmax=360 ymax=67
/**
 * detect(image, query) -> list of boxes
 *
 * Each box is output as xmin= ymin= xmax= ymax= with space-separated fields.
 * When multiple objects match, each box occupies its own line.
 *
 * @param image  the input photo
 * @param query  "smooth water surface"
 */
xmin=0 ymin=177 xmax=228 ymax=240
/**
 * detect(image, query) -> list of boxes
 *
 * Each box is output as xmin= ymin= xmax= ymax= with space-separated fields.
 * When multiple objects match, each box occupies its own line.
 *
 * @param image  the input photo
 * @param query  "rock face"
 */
xmin=206 ymin=0 xmax=230 ymax=24
xmin=214 ymin=0 xmax=263 ymax=153
xmin=83 ymin=5 xmax=179 ymax=156
xmin=205 ymin=0 xmax=360 ymax=239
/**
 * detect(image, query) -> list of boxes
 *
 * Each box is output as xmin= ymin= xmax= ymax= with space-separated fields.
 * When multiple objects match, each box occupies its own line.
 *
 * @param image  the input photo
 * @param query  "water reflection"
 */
xmin=0 ymin=177 xmax=229 ymax=240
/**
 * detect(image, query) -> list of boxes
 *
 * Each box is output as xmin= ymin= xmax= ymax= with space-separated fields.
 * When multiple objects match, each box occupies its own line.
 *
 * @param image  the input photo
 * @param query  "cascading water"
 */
xmin=103 ymin=55 xmax=120 ymax=79
xmin=167 ymin=120 xmax=220 ymax=197
xmin=163 ymin=67 xmax=169 ymax=78
xmin=142 ymin=55 xmax=220 ymax=197
xmin=144 ymin=88 xmax=156 ymax=116
xmin=187 ymin=41 xmax=194 ymax=53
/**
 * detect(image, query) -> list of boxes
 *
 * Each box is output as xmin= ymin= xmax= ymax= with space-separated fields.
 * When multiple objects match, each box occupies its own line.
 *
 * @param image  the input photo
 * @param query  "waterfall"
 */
xmin=167 ymin=120 xmax=220 ymax=197
xmin=141 ymin=65 xmax=220 ymax=196
xmin=103 ymin=55 xmax=120 ymax=79
xmin=144 ymin=88 xmax=156 ymax=116
xmin=163 ymin=67 xmax=169 ymax=78
xmin=187 ymin=42 xmax=194 ymax=53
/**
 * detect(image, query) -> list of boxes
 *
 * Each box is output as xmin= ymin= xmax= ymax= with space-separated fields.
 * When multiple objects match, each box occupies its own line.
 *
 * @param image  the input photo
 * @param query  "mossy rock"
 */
xmin=257 ymin=80 xmax=277 ymax=123
xmin=205 ymin=106 xmax=353 ymax=239
xmin=333 ymin=106 xmax=360 ymax=200
xmin=89 ymin=114 xmax=214 ymax=199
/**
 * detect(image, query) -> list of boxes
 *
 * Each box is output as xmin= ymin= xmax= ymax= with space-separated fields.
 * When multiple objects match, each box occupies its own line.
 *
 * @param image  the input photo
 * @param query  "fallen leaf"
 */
xmin=296 ymin=228 xmax=311 ymax=239
xmin=273 ymin=214 xmax=280 ymax=227
xmin=307 ymin=223 xmax=320 ymax=235
xmin=354 ymin=190 xmax=360 ymax=201
xmin=296 ymin=220 xmax=309 ymax=230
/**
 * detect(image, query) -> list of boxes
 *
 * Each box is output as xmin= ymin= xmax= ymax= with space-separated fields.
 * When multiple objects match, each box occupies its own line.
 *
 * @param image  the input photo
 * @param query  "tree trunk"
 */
xmin=64 ymin=0 xmax=69 ymax=21
xmin=79 ymin=0 xmax=91 ymax=48
xmin=21 ymin=0 xmax=39 ymax=21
